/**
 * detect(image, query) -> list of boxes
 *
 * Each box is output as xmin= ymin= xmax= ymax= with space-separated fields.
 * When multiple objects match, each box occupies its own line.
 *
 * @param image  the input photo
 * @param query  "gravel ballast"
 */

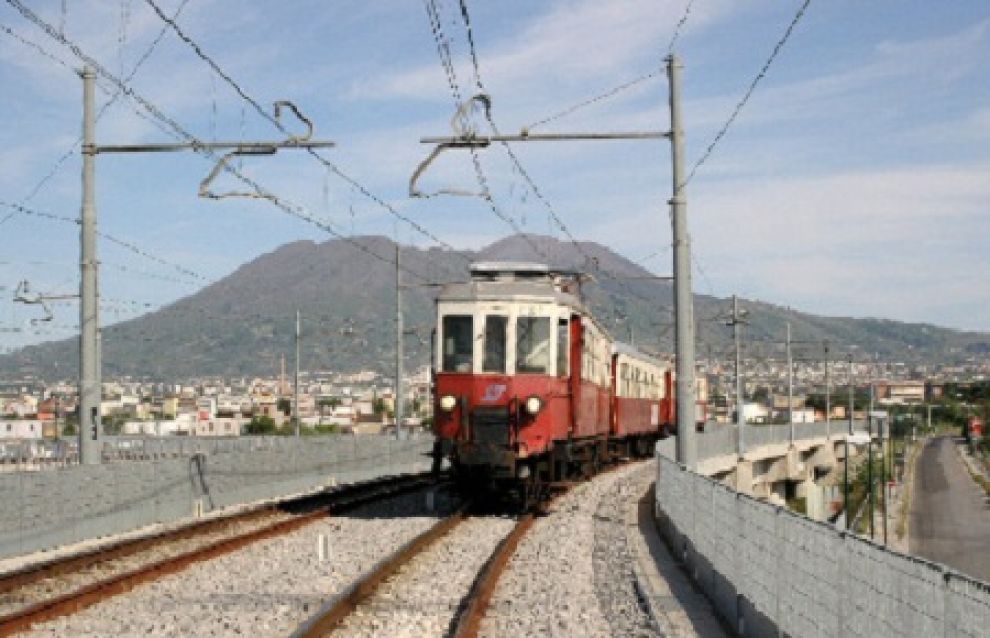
xmin=19 ymin=462 xmax=664 ymax=637
xmin=480 ymin=460 xmax=659 ymax=638
xmin=22 ymin=488 xmax=457 ymax=637
xmin=333 ymin=515 xmax=517 ymax=638
xmin=0 ymin=512 xmax=292 ymax=619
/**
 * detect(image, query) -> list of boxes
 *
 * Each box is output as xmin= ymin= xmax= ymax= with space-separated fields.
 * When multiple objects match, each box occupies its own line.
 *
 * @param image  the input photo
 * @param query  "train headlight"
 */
xmin=440 ymin=395 xmax=457 ymax=412
xmin=524 ymin=395 xmax=543 ymax=415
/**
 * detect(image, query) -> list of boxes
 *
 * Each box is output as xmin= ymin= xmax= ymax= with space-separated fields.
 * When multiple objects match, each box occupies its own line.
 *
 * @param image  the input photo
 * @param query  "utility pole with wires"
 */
xmin=786 ymin=322 xmax=794 ymax=446
xmin=412 ymin=55 xmax=696 ymax=467
xmin=726 ymin=295 xmax=748 ymax=457
xmin=79 ymin=65 xmax=99 ymax=464
xmin=395 ymin=244 xmax=404 ymax=439
xmin=74 ymin=65 xmax=334 ymax=463
xmin=824 ymin=339 xmax=831 ymax=438
xmin=848 ymin=353 xmax=855 ymax=435
xmin=294 ymin=308 xmax=300 ymax=438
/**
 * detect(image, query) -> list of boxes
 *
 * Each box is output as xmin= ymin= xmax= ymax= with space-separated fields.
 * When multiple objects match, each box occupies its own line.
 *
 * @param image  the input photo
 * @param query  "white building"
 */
xmin=0 ymin=419 xmax=44 ymax=439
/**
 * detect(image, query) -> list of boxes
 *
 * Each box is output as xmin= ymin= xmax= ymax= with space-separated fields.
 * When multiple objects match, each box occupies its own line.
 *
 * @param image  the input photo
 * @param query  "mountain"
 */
xmin=1 ymin=234 xmax=987 ymax=381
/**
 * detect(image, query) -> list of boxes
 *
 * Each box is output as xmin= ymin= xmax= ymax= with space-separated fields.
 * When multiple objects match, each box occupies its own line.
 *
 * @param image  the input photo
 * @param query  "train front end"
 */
xmin=432 ymin=262 xmax=577 ymax=499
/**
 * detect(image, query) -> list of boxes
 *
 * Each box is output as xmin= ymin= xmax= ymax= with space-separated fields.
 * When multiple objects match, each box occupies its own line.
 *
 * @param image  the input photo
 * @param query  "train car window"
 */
xmin=556 ymin=318 xmax=569 ymax=377
xmin=483 ymin=315 xmax=507 ymax=373
xmin=442 ymin=315 xmax=474 ymax=372
xmin=516 ymin=316 xmax=551 ymax=374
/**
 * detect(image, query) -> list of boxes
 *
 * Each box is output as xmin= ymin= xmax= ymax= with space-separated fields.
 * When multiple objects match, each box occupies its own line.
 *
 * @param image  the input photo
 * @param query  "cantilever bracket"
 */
xmin=451 ymin=93 xmax=492 ymax=138
xmin=198 ymin=148 xmax=278 ymax=201
xmin=410 ymin=94 xmax=495 ymax=198
xmin=273 ymin=100 xmax=314 ymax=143
xmin=13 ymin=280 xmax=78 ymax=324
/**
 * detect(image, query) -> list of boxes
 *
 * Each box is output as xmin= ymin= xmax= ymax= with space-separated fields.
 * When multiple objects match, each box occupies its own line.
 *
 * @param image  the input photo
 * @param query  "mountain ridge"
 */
xmin=1 ymin=234 xmax=987 ymax=381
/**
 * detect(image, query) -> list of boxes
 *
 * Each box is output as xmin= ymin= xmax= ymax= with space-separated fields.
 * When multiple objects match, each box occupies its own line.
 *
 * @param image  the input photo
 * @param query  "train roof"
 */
xmin=438 ymin=262 xmax=589 ymax=310
xmin=469 ymin=261 xmax=550 ymax=278
xmin=611 ymin=341 xmax=670 ymax=369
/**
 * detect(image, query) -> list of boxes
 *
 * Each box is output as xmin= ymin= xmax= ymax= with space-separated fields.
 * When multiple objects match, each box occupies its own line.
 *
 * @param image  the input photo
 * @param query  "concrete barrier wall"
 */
xmin=0 ymin=434 xmax=433 ymax=560
xmin=694 ymin=420 xmax=870 ymax=460
xmin=655 ymin=454 xmax=990 ymax=636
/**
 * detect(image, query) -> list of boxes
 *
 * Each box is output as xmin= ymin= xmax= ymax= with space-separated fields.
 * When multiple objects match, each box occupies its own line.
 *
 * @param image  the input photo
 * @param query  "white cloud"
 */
xmin=350 ymin=0 xmax=735 ymax=105
xmin=689 ymin=164 xmax=990 ymax=329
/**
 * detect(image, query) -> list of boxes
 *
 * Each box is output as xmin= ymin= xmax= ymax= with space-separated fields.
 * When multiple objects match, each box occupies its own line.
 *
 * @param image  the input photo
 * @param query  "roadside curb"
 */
xmin=953 ymin=439 xmax=990 ymax=497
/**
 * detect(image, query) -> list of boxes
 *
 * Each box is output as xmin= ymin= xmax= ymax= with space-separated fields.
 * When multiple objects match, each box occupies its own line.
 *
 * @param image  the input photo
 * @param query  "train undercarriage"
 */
xmin=434 ymin=431 xmax=668 ymax=510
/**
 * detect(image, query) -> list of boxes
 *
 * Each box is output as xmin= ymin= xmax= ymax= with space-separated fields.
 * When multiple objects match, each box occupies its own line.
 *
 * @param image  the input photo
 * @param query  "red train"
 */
xmin=432 ymin=262 xmax=705 ymax=505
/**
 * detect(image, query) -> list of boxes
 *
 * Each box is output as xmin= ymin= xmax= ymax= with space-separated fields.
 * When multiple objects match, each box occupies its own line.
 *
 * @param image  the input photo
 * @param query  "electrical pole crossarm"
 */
xmin=419 ymin=131 xmax=671 ymax=145
xmin=91 ymin=141 xmax=336 ymax=154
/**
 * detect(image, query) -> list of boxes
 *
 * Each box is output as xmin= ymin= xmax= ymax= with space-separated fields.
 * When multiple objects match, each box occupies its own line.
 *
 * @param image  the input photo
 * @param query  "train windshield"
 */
xmin=516 ymin=316 xmax=551 ymax=374
xmin=442 ymin=315 xmax=474 ymax=372
xmin=483 ymin=315 xmax=507 ymax=373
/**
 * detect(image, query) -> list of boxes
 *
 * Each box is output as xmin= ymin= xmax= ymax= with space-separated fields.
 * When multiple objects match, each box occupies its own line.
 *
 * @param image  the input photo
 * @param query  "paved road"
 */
xmin=909 ymin=436 xmax=990 ymax=582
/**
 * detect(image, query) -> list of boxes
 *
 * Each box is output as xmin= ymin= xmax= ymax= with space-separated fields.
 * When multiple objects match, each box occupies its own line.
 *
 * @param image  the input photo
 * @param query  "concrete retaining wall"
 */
xmin=0 ymin=434 xmax=433 ymax=560
xmin=655 ymin=440 xmax=990 ymax=636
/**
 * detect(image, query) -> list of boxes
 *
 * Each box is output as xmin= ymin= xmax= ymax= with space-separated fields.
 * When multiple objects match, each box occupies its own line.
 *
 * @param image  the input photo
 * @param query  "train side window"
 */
xmin=442 ymin=315 xmax=474 ymax=372
xmin=556 ymin=318 xmax=569 ymax=377
xmin=483 ymin=315 xmax=507 ymax=373
xmin=516 ymin=316 xmax=551 ymax=374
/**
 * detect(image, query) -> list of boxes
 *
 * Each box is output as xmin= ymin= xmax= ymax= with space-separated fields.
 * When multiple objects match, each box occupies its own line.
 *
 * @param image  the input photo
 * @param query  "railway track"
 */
xmin=0 ymin=472 xmax=439 ymax=636
xmin=290 ymin=460 xmax=645 ymax=637
xmin=290 ymin=499 xmax=552 ymax=638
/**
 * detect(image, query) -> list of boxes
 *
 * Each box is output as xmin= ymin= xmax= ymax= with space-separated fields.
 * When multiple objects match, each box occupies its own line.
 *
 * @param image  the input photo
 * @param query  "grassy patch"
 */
xmin=896 ymin=441 xmax=922 ymax=540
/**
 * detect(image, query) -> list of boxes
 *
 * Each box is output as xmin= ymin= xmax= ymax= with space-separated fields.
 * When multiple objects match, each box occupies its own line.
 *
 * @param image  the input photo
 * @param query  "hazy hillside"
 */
xmin=1 ymin=234 xmax=987 ymax=381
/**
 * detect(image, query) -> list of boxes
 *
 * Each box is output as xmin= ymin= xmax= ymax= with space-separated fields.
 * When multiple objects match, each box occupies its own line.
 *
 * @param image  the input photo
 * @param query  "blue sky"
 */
xmin=1 ymin=0 xmax=988 ymax=354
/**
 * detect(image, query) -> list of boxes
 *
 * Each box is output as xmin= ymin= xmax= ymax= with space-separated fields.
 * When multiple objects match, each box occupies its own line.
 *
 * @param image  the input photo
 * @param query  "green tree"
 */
xmin=245 ymin=415 xmax=276 ymax=435
xmin=277 ymin=398 xmax=291 ymax=415
xmin=372 ymin=398 xmax=386 ymax=415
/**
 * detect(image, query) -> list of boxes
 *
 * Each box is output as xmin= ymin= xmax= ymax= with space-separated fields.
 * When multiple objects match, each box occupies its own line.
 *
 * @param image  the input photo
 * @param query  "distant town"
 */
xmin=2 ymin=355 xmax=988 ymax=442
xmin=0 ymin=362 xmax=434 ymax=441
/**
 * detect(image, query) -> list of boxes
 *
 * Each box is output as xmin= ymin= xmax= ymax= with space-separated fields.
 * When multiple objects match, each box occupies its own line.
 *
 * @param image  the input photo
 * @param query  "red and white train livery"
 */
xmin=432 ymin=262 xmax=704 ymax=503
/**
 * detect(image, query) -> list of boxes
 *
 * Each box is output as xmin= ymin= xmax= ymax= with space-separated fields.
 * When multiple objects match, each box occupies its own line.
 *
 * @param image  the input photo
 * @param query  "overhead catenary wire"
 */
xmin=666 ymin=0 xmax=697 ymax=55
xmin=5 ymin=0 xmax=438 ymax=285
xmin=421 ymin=0 xmax=553 ymax=266
xmin=683 ymin=0 xmax=813 ymax=187
xmin=524 ymin=71 xmax=661 ymax=133
xmin=0 ymin=200 xmax=207 ymax=282
xmin=140 ymin=0 xmax=470 ymax=276
xmin=452 ymin=0 xmax=673 ymax=310
xmin=0 ymin=0 xmax=192 ymax=220
xmin=522 ymin=0 xmax=697 ymax=133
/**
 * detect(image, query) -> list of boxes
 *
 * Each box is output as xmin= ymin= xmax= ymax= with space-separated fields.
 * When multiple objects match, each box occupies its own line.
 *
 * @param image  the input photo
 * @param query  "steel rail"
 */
xmin=0 ymin=473 xmax=438 ymax=636
xmin=447 ymin=458 xmax=639 ymax=637
xmin=291 ymin=506 xmax=470 ymax=637
xmin=449 ymin=512 xmax=536 ymax=638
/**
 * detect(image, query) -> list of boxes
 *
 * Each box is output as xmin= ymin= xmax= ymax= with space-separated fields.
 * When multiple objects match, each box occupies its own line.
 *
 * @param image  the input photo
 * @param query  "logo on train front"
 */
xmin=481 ymin=384 xmax=507 ymax=403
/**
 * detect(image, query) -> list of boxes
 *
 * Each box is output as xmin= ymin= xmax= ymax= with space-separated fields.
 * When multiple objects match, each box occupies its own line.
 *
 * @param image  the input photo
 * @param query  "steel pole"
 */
xmin=733 ymin=295 xmax=745 ymax=458
xmin=868 ymin=420 xmax=875 ymax=539
xmin=843 ymin=436 xmax=850 ymax=530
xmin=667 ymin=54 xmax=696 ymax=469
xmin=848 ymin=355 xmax=855 ymax=435
xmin=787 ymin=321 xmax=794 ymax=447
xmin=824 ymin=340 xmax=831 ymax=437
xmin=294 ymin=308 xmax=300 ymax=437
xmin=881 ymin=418 xmax=887 ymax=545
xmin=395 ymin=244 xmax=404 ymax=439
xmin=79 ymin=65 xmax=100 ymax=465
